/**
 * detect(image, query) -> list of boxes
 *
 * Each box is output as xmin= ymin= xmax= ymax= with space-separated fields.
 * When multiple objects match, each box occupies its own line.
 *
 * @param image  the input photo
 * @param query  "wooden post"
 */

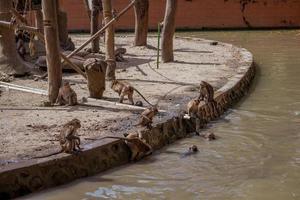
xmin=134 ymin=0 xmax=149 ymax=46
xmin=161 ymin=0 xmax=178 ymax=63
xmin=91 ymin=0 xmax=101 ymax=53
xmin=42 ymin=0 xmax=62 ymax=103
xmin=102 ymin=0 xmax=116 ymax=80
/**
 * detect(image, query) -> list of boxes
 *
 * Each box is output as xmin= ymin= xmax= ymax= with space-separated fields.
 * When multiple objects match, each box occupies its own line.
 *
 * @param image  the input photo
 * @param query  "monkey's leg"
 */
xmin=119 ymin=92 xmax=125 ymax=103
xmin=128 ymin=92 xmax=134 ymax=105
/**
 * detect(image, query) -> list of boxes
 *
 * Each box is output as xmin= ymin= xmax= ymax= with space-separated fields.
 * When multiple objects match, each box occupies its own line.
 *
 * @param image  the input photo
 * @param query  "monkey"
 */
xmin=181 ymin=145 xmax=198 ymax=158
xmin=185 ymin=99 xmax=201 ymax=119
xmin=56 ymin=81 xmax=78 ymax=106
xmin=135 ymin=106 xmax=159 ymax=128
xmin=198 ymin=81 xmax=214 ymax=103
xmin=115 ymin=47 xmax=126 ymax=62
xmin=15 ymin=30 xmax=26 ymax=59
xmin=200 ymin=132 xmax=216 ymax=141
xmin=86 ymin=133 xmax=152 ymax=161
xmin=110 ymin=80 xmax=154 ymax=106
xmin=33 ymin=119 xmax=82 ymax=158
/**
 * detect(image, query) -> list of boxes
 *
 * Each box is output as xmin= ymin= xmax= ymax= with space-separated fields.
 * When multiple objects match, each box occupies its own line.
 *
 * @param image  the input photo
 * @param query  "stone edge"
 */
xmin=0 ymin=38 xmax=255 ymax=199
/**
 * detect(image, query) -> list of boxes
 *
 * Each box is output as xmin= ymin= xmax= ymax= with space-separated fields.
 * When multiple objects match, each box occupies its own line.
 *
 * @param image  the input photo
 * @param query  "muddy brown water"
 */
xmin=21 ymin=31 xmax=300 ymax=200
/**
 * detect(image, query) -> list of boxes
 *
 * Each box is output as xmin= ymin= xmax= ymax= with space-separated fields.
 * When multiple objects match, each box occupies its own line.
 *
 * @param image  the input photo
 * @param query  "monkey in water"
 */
xmin=181 ymin=145 xmax=198 ymax=158
xmin=110 ymin=80 xmax=153 ymax=106
xmin=87 ymin=133 xmax=152 ymax=161
xmin=198 ymin=81 xmax=214 ymax=103
xmin=33 ymin=118 xmax=82 ymax=158
xmin=135 ymin=106 xmax=159 ymax=128
xmin=56 ymin=81 xmax=78 ymax=106
xmin=200 ymin=132 xmax=216 ymax=141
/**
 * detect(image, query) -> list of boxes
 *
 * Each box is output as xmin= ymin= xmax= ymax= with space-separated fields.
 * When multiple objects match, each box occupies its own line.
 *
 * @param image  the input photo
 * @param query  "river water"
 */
xmin=23 ymin=31 xmax=300 ymax=200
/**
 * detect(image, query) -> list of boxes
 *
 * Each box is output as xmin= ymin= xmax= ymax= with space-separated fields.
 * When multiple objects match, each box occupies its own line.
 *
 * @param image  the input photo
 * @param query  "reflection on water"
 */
xmin=22 ymin=30 xmax=300 ymax=200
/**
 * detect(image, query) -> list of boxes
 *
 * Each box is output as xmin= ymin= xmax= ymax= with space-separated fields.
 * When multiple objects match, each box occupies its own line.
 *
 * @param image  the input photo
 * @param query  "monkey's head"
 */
xmin=189 ymin=145 xmax=198 ymax=152
xmin=69 ymin=118 xmax=81 ymax=129
xmin=110 ymin=80 xmax=118 ymax=88
xmin=63 ymin=81 xmax=70 ymax=87
xmin=205 ymin=132 xmax=216 ymax=141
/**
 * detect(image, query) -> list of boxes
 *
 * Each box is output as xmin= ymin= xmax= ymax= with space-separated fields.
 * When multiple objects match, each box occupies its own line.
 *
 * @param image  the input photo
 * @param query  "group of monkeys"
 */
xmin=35 ymin=79 xmax=219 ymax=161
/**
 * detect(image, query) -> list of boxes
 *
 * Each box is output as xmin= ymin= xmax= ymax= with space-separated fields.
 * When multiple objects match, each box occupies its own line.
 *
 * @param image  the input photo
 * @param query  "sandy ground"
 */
xmin=0 ymin=35 xmax=242 ymax=166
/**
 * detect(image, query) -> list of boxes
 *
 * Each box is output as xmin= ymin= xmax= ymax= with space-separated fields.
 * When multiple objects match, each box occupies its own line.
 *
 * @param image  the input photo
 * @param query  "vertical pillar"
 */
xmin=102 ymin=0 xmax=116 ymax=80
xmin=91 ymin=0 xmax=100 ymax=53
xmin=42 ymin=0 xmax=62 ymax=103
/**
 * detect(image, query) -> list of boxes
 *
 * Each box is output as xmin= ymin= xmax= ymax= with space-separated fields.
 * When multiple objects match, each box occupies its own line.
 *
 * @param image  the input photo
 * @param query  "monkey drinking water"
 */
xmin=86 ymin=133 xmax=152 ymax=161
xmin=56 ymin=81 xmax=78 ymax=106
xmin=33 ymin=119 xmax=82 ymax=158
xmin=110 ymin=80 xmax=153 ymax=106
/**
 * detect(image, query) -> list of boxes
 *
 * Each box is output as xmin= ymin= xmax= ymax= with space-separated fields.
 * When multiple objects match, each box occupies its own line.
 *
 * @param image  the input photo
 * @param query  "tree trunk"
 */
xmin=102 ymin=0 xmax=116 ymax=81
xmin=0 ymin=0 xmax=29 ymax=76
xmin=91 ymin=0 xmax=101 ymax=53
xmin=56 ymin=1 xmax=75 ymax=51
xmin=134 ymin=0 xmax=149 ymax=46
xmin=161 ymin=0 xmax=177 ymax=63
xmin=42 ymin=0 xmax=62 ymax=103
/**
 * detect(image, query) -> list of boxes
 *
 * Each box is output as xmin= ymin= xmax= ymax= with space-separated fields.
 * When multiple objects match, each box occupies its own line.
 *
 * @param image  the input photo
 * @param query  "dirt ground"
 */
xmin=0 ymin=35 xmax=242 ymax=167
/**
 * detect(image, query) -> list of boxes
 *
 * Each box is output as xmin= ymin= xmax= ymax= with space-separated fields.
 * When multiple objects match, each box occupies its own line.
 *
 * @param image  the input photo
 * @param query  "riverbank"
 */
xmin=0 ymin=35 xmax=254 ymax=199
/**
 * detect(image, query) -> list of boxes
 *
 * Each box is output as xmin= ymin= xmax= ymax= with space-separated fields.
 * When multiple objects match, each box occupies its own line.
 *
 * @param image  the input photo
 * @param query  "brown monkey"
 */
xmin=86 ymin=134 xmax=152 ymax=161
xmin=110 ymin=80 xmax=153 ymax=106
xmin=186 ymin=99 xmax=200 ymax=118
xmin=56 ymin=81 xmax=78 ymax=106
xmin=198 ymin=81 xmax=214 ymax=103
xmin=16 ymin=31 xmax=26 ymax=59
xmin=115 ymin=47 xmax=126 ymax=62
xmin=33 ymin=119 xmax=82 ymax=158
xmin=201 ymin=132 xmax=216 ymax=141
xmin=136 ymin=106 xmax=159 ymax=128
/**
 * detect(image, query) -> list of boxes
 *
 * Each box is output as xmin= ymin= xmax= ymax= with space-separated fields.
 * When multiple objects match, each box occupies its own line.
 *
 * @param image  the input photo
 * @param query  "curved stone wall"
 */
xmin=0 ymin=38 xmax=255 ymax=199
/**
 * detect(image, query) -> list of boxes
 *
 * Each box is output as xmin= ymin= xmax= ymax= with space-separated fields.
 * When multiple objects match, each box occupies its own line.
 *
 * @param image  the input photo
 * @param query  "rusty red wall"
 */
xmin=59 ymin=0 xmax=300 ymax=31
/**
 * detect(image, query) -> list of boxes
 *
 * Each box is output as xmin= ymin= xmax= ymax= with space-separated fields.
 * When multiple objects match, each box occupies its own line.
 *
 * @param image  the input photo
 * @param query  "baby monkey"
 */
xmin=56 ymin=81 xmax=78 ymax=106
xmin=198 ymin=81 xmax=214 ymax=103
xmin=110 ymin=80 xmax=153 ymax=106
xmin=33 ymin=118 xmax=82 ymax=158
xmin=136 ymin=106 xmax=159 ymax=128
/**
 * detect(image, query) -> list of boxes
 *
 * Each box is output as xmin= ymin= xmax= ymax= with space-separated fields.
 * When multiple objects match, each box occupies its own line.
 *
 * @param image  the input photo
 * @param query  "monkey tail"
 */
xmin=133 ymin=88 xmax=155 ymax=107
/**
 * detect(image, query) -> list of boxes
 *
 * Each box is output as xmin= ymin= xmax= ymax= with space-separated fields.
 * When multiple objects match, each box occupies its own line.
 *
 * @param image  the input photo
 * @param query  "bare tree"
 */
xmin=0 ymin=0 xmax=29 ymax=76
xmin=161 ymin=0 xmax=177 ymax=63
xmin=102 ymin=0 xmax=116 ymax=80
xmin=134 ymin=0 xmax=149 ymax=46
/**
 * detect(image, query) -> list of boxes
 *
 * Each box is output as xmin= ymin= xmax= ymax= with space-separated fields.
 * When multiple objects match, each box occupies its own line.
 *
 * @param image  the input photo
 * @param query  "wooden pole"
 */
xmin=102 ymin=0 xmax=115 ymax=80
xmin=66 ymin=0 xmax=136 ymax=59
xmin=91 ymin=0 xmax=100 ymax=53
xmin=35 ymin=9 xmax=44 ymax=33
xmin=134 ymin=0 xmax=149 ymax=46
xmin=161 ymin=0 xmax=178 ymax=63
xmin=42 ymin=0 xmax=62 ymax=103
